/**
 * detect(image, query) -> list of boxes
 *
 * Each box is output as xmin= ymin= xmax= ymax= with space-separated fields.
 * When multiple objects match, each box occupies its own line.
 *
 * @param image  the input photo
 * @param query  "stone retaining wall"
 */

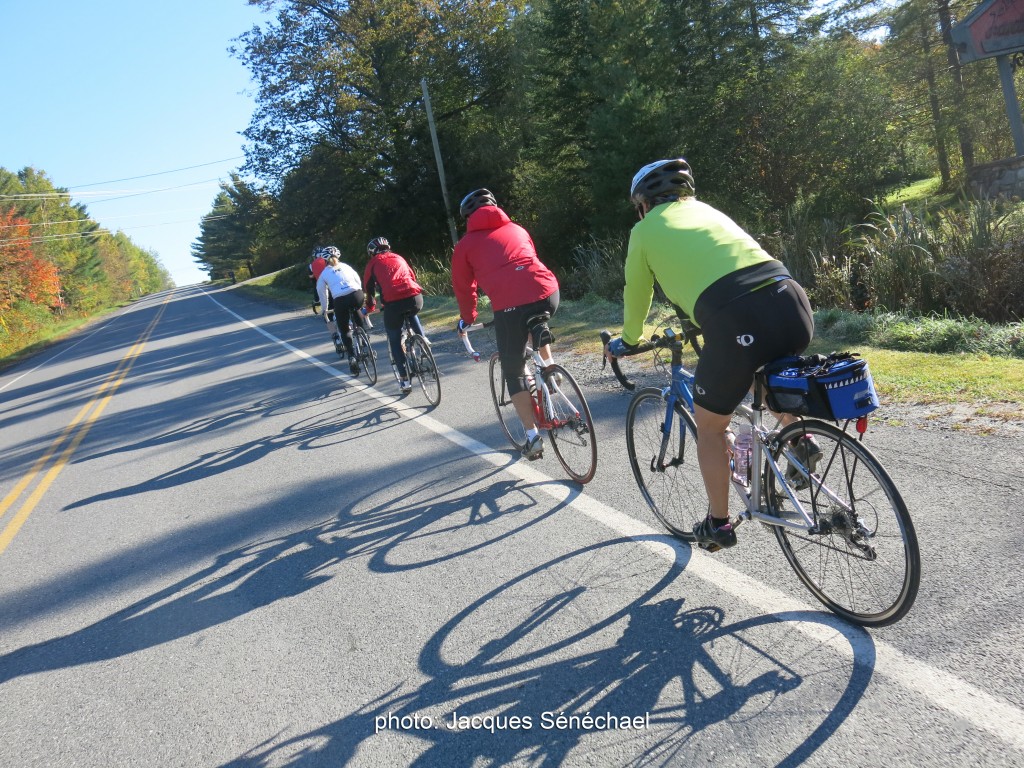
xmin=969 ymin=155 xmax=1024 ymax=198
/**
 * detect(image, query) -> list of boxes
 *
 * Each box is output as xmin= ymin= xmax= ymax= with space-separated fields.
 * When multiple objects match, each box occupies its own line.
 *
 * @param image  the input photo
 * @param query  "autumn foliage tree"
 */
xmin=0 ymin=208 xmax=60 ymax=312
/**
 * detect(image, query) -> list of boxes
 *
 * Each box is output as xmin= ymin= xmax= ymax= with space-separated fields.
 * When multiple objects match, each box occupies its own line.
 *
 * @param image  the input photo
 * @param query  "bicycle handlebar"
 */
xmin=600 ymin=321 xmax=703 ymax=392
xmin=459 ymin=319 xmax=494 ymax=361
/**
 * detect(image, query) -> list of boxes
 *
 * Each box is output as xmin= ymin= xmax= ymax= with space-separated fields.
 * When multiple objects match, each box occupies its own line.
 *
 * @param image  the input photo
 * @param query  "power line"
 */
xmin=0 ymin=178 xmax=226 ymax=203
xmin=0 ymin=205 xmax=233 ymax=230
xmin=67 ymin=156 xmax=245 ymax=188
xmin=0 ymin=215 xmax=232 ymax=246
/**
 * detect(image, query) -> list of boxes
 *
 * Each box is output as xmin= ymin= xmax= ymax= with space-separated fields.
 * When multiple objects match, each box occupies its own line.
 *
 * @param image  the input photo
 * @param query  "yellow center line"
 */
xmin=0 ymin=298 xmax=169 ymax=555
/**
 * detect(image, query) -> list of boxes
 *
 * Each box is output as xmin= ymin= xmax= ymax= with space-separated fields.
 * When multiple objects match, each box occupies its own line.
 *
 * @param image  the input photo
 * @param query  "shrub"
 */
xmin=562 ymin=236 xmax=627 ymax=301
xmin=935 ymin=199 xmax=1024 ymax=323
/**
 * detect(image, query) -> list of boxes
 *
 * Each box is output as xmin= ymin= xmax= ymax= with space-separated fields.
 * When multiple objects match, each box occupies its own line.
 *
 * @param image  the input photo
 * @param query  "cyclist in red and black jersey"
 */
xmin=452 ymin=189 xmax=560 ymax=460
xmin=363 ymin=237 xmax=426 ymax=393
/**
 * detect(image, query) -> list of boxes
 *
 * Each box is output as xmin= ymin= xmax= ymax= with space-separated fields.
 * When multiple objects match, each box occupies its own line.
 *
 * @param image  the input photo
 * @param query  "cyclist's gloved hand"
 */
xmin=456 ymin=318 xmax=470 ymax=335
xmin=606 ymin=336 xmax=637 ymax=358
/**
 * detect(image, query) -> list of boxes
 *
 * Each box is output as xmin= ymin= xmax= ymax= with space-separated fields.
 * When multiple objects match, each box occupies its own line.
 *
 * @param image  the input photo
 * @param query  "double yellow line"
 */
xmin=0 ymin=299 xmax=168 ymax=555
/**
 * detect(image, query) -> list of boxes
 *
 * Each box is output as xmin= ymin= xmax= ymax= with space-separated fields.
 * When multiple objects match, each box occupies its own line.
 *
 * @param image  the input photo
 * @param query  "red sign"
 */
xmin=952 ymin=0 xmax=1024 ymax=62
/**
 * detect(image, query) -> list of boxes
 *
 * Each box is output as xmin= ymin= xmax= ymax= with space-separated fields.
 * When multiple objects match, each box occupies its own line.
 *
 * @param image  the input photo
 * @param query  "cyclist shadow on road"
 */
xmin=336 ymin=463 xmax=578 ymax=573
xmin=62 ymin=394 xmax=409 ymax=511
xmin=0 ymin=524 xmax=341 ymax=686
xmin=0 ymin=462 xmax=565 ymax=688
xmin=219 ymin=538 xmax=876 ymax=768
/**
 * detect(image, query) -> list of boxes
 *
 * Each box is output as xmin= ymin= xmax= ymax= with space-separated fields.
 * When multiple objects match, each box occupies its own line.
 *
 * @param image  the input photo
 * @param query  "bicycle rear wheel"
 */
xmin=544 ymin=366 xmax=597 ymax=484
xmin=488 ymin=353 xmax=527 ymax=451
xmin=768 ymin=419 xmax=920 ymax=626
xmin=626 ymin=388 xmax=706 ymax=539
xmin=409 ymin=336 xmax=440 ymax=406
xmin=352 ymin=326 xmax=377 ymax=385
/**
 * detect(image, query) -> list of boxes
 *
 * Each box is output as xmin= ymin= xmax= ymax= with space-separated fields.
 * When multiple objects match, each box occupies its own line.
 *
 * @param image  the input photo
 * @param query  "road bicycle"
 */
xmin=601 ymin=324 xmax=920 ymax=627
xmin=327 ymin=306 xmax=377 ymax=385
xmin=387 ymin=311 xmax=440 ymax=406
xmin=463 ymin=314 xmax=597 ymax=484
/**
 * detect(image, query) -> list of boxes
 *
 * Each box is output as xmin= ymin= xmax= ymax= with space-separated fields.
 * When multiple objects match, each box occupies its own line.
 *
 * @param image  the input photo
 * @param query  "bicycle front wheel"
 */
xmin=409 ymin=336 xmax=440 ymax=406
xmin=352 ymin=326 xmax=377 ymax=385
xmin=544 ymin=366 xmax=597 ymax=484
xmin=488 ymin=353 xmax=527 ymax=451
xmin=768 ymin=419 xmax=920 ymax=627
xmin=626 ymin=388 xmax=707 ymax=539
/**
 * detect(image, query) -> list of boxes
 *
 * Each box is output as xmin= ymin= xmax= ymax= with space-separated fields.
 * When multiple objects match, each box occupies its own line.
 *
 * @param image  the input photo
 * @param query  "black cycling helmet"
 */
xmin=322 ymin=245 xmax=342 ymax=260
xmin=629 ymin=159 xmax=695 ymax=207
xmin=459 ymin=188 xmax=497 ymax=219
xmin=366 ymin=236 xmax=390 ymax=256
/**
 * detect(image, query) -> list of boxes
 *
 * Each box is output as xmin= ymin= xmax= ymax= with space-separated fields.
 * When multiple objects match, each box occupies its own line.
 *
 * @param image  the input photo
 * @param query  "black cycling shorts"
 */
xmin=692 ymin=279 xmax=814 ymax=415
xmin=494 ymin=291 xmax=560 ymax=396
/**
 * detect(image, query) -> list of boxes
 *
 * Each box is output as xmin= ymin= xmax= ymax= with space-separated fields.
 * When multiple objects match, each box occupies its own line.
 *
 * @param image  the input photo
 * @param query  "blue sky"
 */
xmin=0 ymin=0 xmax=269 ymax=287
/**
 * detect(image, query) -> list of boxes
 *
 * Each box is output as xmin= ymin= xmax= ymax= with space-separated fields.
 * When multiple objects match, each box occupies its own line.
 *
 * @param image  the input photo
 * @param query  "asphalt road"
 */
xmin=1 ymin=284 xmax=1021 ymax=768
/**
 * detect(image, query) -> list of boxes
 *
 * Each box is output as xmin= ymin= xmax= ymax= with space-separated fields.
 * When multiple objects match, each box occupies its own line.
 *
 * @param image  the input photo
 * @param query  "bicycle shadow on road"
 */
xmin=326 ymin=461 xmax=577 ymax=573
xmin=0 ymin=459 xmax=565 ymax=686
xmin=217 ymin=538 xmax=876 ymax=768
xmin=60 ymin=391 xmax=409 ymax=511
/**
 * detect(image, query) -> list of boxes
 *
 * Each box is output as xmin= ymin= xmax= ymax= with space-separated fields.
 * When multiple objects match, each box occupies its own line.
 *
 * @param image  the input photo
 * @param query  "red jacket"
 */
xmin=451 ymin=206 xmax=559 ymax=323
xmin=309 ymin=256 xmax=327 ymax=280
xmin=363 ymin=251 xmax=423 ymax=309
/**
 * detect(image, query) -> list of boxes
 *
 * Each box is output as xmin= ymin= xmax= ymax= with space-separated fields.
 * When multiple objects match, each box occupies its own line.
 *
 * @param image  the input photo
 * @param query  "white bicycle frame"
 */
xmin=732 ymin=404 xmax=855 ymax=532
xmin=461 ymin=322 xmax=578 ymax=427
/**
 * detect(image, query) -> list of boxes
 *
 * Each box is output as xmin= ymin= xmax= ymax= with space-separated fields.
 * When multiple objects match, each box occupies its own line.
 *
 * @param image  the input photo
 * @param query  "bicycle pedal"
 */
xmin=527 ymin=451 xmax=543 ymax=461
xmin=698 ymin=541 xmax=722 ymax=553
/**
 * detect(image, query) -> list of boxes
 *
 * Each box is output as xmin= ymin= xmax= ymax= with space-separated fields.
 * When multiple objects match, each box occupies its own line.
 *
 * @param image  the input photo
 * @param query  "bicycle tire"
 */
xmin=543 ymin=365 xmax=597 ymax=484
xmin=352 ymin=326 xmax=377 ymax=385
xmin=767 ymin=419 xmax=920 ymax=626
xmin=386 ymin=335 xmax=403 ymax=385
xmin=409 ymin=336 xmax=440 ymax=406
xmin=488 ymin=353 xmax=527 ymax=451
xmin=626 ymin=388 xmax=707 ymax=539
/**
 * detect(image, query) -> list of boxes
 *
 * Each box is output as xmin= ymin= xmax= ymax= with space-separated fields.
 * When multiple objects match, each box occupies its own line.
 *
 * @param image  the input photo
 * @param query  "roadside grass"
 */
xmin=882 ymin=175 xmax=958 ymax=211
xmin=0 ymin=306 xmax=133 ymax=373
xmin=421 ymin=293 xmax=1022 ymax=409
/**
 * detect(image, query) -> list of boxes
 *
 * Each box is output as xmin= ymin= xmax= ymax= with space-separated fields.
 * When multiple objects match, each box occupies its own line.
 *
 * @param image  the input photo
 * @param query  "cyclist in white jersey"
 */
xmin=316 ymin=246 xmax=367 ymax=375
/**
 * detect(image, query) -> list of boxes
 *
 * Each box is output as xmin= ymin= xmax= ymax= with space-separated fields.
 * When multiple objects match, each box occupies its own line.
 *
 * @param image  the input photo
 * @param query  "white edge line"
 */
xmin=202 ymin=288 xmax=1024 ymax=752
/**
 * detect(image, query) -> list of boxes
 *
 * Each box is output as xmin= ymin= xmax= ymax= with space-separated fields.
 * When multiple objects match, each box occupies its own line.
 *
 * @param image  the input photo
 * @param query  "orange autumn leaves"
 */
xmin=0 ymin=208 xmax=61 ymax=312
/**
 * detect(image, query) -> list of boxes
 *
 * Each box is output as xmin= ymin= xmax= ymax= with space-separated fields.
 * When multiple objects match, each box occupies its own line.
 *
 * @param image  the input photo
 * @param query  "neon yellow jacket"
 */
xmin=622 ymin=198 xmax=784 ymax=344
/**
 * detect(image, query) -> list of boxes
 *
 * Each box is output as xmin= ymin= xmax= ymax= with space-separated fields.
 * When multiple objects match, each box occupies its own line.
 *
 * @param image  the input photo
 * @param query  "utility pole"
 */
xmin=421 ymin=78 xmax=459 ymax=247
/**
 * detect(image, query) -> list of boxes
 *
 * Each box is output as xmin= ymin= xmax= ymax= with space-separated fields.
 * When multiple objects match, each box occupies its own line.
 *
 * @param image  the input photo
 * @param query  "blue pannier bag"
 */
xmin=760 ymin=352 xmax=879 ymax=421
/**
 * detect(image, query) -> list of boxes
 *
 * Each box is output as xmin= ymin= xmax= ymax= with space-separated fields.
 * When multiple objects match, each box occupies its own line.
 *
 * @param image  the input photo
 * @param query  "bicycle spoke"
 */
xmin=626 ymin=389 xmax=706 ymax=539
xmin=545 ymin=365 xmax=596 ymax=484
xmin=769 ymin=420 xmax=920 ymax=626
xmin=411 ymin=337 xmax=440 ymax=406
xmin=489 ymin=353 xmax=527 ymax=450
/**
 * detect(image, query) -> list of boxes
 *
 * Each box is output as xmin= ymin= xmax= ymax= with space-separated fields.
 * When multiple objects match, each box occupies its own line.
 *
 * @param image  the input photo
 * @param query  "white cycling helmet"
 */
xmin=629 ymin=158 xmax=695 ymax=206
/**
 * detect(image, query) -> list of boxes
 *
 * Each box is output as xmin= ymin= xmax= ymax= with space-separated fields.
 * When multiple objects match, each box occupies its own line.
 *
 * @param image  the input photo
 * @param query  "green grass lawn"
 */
xmin=882 ymin=175 xmax=958 ymax=212
xmin=419 ymin=294 xmax=1023 ymax=410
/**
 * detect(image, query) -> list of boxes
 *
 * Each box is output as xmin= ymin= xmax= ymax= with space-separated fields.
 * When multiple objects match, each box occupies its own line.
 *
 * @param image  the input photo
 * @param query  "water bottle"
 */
xmin=527 ymin=374 xmax=538 ymax=399
xmin=731 ymin=423 xmax=752 ymax=485
xmin=360 ymin=306 xmax=373 ymax=329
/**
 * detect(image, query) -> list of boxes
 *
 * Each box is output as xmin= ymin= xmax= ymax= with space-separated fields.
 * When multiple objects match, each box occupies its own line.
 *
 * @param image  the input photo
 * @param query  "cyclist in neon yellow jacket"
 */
xmin=607 ymin=158 xmax=815 ymax=551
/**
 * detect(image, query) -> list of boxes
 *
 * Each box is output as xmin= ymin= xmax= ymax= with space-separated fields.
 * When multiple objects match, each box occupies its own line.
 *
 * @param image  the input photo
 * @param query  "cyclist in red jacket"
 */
xmin=308 ymin=248 xmax=328 ymax=313
xmin=452 ymin=189 xmax=560 ymax=460
xmin=363 ymin=237 xmax=426 ymax=393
